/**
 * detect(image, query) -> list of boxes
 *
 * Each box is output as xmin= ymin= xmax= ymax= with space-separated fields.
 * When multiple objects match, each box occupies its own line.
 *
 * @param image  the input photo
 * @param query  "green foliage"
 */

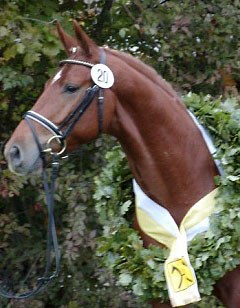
xmin=1 ymin=1 xmax=240 ymax=307
xmin=0 ymin=2 xmax=63 ymax=135
xmin=0 ymin=1 xmax=148 ymax=306
xmin=103 ymin=1 xmax=240 ymax=95
xmin=94 ymin=95 xmax=240 ymax=306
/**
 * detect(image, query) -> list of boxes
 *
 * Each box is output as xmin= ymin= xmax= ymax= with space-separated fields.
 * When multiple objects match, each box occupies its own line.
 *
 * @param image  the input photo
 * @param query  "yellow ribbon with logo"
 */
xmin=133 ymin=180 xmax=218 ymax=307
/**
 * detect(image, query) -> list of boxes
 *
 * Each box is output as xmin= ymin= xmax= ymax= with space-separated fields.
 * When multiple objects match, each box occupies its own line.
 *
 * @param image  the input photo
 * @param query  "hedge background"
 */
xmin=0 ymin=1 xmax=239 ymax=307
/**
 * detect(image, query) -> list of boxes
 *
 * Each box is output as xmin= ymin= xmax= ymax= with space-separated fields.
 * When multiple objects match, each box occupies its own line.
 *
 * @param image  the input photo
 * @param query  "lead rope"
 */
xmin=40 ymin=154 xmax=61 ymax=282
xmin=25 ymin=115 xmax=61 ymax=284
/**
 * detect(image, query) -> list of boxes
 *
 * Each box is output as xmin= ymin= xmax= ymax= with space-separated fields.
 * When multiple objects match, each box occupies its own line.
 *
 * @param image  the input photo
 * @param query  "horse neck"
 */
xmin=107 ymin=54 xmax=218 ymax=224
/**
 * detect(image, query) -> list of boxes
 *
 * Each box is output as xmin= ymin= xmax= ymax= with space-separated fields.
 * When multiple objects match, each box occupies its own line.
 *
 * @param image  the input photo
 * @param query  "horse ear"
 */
xmin=56 ymin=21 xmax=78 ymax=56
xmin=73 ymin=20 xmax=98 ymax=57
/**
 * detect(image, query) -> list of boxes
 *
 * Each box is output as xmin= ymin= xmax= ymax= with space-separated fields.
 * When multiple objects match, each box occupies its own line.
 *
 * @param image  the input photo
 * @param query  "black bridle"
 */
xmin=0 ymin=50 xmax=107 ymax=299
xmin=25 ymin=54 xmax=106 ymax=156
xmin=25 ymin=83 xmax=101 ymax=157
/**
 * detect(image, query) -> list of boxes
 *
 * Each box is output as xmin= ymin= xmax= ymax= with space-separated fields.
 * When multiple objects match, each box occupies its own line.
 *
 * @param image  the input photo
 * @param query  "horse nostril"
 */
xmin=9 ymin=145 xmax=22 ymax=167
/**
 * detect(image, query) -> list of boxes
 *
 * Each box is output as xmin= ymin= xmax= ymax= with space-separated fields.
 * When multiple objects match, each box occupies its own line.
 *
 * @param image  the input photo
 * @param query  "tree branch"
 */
xmin=92 ymin=0 xmax=114 ymax=43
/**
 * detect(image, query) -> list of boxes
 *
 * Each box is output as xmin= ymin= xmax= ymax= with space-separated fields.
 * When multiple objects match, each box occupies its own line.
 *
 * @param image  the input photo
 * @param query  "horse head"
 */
xmin=4 ymin=21 xmax=117 ymax=175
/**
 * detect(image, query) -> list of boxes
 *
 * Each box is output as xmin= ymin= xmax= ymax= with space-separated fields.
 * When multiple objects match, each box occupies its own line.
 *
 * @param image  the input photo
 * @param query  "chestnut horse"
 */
xmin=4 ymin=22 xmax=240 ymax=307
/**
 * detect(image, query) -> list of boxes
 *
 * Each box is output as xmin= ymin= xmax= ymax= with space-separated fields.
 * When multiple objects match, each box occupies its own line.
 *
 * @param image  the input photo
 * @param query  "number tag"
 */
xmin=91 ymin=64 xmax=114 ymax=89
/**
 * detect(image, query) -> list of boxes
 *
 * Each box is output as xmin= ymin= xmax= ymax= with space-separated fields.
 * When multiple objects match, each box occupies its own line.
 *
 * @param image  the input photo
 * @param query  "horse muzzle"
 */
xmin=4 ymin=140 xmax=42 ymax=175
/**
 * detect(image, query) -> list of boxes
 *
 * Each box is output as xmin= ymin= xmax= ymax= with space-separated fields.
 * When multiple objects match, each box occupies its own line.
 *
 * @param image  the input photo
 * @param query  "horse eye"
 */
xmin=64 ymin=84 xmax=80 ymax=94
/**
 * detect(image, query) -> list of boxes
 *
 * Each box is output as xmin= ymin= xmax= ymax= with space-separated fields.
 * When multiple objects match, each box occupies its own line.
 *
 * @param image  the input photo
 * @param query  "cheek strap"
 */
xmin=97 ymin=49 xmax=106 ymax=134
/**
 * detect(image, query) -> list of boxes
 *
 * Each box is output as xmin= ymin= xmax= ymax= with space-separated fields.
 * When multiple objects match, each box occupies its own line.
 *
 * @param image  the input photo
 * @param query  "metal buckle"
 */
xmin=43 ymin=135 xmax=67 ymax=156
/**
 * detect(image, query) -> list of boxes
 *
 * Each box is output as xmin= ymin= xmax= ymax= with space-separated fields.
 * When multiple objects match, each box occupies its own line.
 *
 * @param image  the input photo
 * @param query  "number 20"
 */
xmin=97 ymin=69 xmax=108 ymax=84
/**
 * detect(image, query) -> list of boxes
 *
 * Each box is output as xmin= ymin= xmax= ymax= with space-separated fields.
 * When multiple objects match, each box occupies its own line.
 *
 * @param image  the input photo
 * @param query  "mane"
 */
xmin=108 ymin=49 xmax=178 ymax=98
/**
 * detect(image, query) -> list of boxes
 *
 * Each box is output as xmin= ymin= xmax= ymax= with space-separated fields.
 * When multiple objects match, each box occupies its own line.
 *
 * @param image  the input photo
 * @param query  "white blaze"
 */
xmin=51 ymin=68 xmax=63 ymax=84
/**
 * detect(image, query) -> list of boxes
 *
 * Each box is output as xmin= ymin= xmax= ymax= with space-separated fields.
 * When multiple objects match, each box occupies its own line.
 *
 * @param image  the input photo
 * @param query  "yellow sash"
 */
xmin=133 ymin=180 xmax=218 ymax=307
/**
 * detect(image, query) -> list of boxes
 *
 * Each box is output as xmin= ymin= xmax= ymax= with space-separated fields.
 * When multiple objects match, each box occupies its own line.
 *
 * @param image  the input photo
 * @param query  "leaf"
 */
xmin=0 ymin=26 xmax=9 ymax=37
xmin=227 ymin=175 xmax=240 ymax=182
xmin=23 ymin=52 xmax=40 ymax=66
xmin=132 ymin=281 xmax=144 ymax=296
xmin=42 ymin=46 xmax=60 ymax=57
xmin=120 ymin=200 xmax=132 ymax=215
xmin=119 ymin=28 xmax=127 ymax=38
xmin=146 ymin=258 xmax=155 ymax=269
xmin=16 ymin=43 xmax=25 ymax=54
xmin=3 ymin=45 xmax=17 ymax=60
xmin=118 ymin=272 xmax=133 ymax=286
xmin=68 ymin=301 xmax=79 ymax=308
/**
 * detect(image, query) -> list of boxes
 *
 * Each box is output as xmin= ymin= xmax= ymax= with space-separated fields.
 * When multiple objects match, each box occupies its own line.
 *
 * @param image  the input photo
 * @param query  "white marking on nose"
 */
xmin=51 ymin=68 xmax=63 ymax=84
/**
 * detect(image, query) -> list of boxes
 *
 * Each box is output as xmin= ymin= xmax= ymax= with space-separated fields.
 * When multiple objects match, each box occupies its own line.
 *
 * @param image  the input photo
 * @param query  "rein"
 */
xmin=0 ymin=50 xmax=106 ymax=299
